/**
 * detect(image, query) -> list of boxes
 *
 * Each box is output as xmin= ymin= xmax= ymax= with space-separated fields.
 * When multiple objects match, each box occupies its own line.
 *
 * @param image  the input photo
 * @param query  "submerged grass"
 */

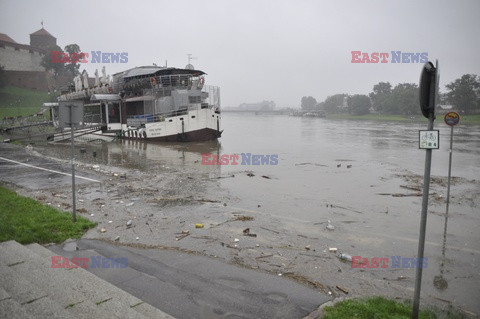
xmin=0 ymin=186 xmax=96 ymax=244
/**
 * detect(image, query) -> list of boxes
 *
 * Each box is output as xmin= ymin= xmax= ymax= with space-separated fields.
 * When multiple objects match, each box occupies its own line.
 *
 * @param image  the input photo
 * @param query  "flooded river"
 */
xmin=30 ymin=113 xmax=480 ymax=315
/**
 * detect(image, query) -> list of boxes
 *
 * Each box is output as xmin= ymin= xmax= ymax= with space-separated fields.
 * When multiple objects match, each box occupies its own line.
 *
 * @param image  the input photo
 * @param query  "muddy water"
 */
xmin=33 ymin=113 xmax=480 ymax=314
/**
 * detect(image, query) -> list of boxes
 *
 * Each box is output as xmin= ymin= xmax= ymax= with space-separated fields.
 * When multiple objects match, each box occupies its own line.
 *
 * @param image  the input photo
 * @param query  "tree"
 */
xmin=64 ymin=44 xmax=82 ymax=77
xmin=301 ymin=96 xmax=317 ymax=110
xmin=445 ymin=74 xmax=480 ymax=113
xmin=41 ymin=45 xmax=65 ymax=76
xmin=0 ymin=65 xmax=7 ymax=89
xmin=390 ymin=83 xmax=419 ymax=115
xmin=347 ymin=94 xmax=371 ymax=115
xmin=323 ymin=94 xmax=347 ymax=114
xmin=369 ymin=82 xmax=392 ymax=113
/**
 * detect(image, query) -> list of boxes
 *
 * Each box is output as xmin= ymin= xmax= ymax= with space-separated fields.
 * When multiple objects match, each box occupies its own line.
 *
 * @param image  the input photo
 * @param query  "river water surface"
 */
xmin=33 ymin=113 xmax=480 ymax=314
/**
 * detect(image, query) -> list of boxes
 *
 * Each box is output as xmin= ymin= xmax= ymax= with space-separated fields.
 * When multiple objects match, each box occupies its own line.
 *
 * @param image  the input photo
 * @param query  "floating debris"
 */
xmin=126 ymin=202 xmax=134 ymax=207
xmin=126 ymin=220 xmax=132 ymax=227
xmin=347 ymin=164 xmax=352 ymax=169
xmin=247 ymin=172 xmax=255 ymax=177
xmin=234 ymin=238 xmax=240 ymax=242
xmin=195 ymin=223 xmax=204 ymax=228
xmin=234 ymin=215 xmax=254 ymax=221
xmin=329 ymin=247 xmax=338 ymax=253
xmin=337 ymin=164 xmax=341 ymax=168
xmin=326 ymin=220 xmax=335 ymax=231
xmin=336 ymin=285 xmax=349 ymax=294
xmin=243 ymin=228 xmax=257 ymax=237
xmin=261 ymin=175 xmax=271 ymax=179
xmin=114 ymin=236 xmax=120 ymax=242
xmin=337 ymin=252 xmax=352 ymax=262
xmin=100 ymin=227 xmax=106 ymax=233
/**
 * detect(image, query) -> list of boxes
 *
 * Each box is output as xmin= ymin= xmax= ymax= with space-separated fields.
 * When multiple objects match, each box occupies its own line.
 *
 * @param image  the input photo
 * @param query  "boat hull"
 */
xmin=123 ymin=127 xmax=222 ymax=142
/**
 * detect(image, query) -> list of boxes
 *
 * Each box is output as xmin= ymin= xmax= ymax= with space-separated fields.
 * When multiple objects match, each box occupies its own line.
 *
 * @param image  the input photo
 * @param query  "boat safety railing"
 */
xmin=123 ymin=74 xmax=205 ymax=94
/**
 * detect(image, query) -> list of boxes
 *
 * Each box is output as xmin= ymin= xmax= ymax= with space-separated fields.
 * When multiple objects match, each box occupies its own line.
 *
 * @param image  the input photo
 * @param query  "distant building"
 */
xmin=238 ymin=100 xmax=275 ymax=111
xmin=0 ymin=30 xmax=47 ymax=72
xmin=0 ymin=26 xmax=68 ymax=92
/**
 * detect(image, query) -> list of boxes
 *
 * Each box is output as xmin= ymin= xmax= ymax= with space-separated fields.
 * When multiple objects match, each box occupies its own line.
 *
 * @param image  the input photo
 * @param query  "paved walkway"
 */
xmin=47 ymin=239 xmax=330 ymax=319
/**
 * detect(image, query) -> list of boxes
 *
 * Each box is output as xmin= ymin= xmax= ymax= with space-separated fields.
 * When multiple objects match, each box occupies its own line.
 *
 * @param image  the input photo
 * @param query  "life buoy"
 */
xmin=150 ymin=77 xmax=157 ymax=87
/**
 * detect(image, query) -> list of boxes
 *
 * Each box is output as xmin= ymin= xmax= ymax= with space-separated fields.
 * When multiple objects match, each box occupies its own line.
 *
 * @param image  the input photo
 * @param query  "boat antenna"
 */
xmin=186 ymin=54 xmax=196 ymax=70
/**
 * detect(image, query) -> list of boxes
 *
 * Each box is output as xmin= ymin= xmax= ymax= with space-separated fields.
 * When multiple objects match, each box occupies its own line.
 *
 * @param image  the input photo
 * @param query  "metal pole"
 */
xmin=70 ymin=105 xmax=77 ymax=222
xmin=442 ymin=125 xmax=454 ymax=255
xmin=412 ymin=66 xmax=436 ymax=318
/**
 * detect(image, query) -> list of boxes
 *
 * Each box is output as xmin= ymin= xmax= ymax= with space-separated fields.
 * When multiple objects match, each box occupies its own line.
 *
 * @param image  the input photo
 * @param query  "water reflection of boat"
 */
xmin=76 ymin=139 xmax=222 ymax=173
xmin=56 ymin=63 xmax=222 ymax=142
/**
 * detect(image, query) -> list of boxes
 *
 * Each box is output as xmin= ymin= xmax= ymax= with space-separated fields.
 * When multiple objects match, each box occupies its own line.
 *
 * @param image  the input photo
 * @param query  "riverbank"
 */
xmin=325 ymin=113 xmax=480 ymax=124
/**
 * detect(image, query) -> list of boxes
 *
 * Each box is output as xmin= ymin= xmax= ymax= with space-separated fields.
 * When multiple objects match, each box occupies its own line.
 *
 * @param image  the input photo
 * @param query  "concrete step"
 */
xmin=0 ymin=264 xmax=76 ymax=319
xmin=0 ymin=241 xmax=153 ymax=319
xmin=0 ymin=287 xmax=34 ymax=319
xmin=25 ymin=241 xmax=174 ymax=319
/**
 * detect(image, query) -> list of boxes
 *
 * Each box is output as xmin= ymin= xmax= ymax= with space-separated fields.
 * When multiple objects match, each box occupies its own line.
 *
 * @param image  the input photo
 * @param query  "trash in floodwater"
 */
xmin=114 ymin=236 xmax=120 ymax=241
xmin=261 ymin=175 xmax=271 ymax=179
xmin=337 ymin=252 xmax=352 ymax=262
xmin=326 ymin=220 xmax=335 ymax=231
xmin=337 ymin=164 xmax=341 ymax=168
xmin=347 ymin=164 xmax=352 ymax=169
xmin=433 ymin=275 xmax=448 ymax=290
xmin=126 ymin=220 xmax=132 ymax=227
xmin=305 ymin=245 xmax=311 ymax=251
xmin=243 ymin=228 xmax=257 ymax=237
xmin=247 ymin=172 xmax=255 ymax=177
xmin=336 ymin=285 xmax=349 ymax=294
xmin=100 ymin=227 xmax=106 ymax=233
xmin=234 ymin=215 xmax=254 ymax=221
xmin=234 ymin=238 xmax=240 ymax=242
xmin=90 ymin=213 xmax=95 ymax=217
xmin=329 ymin=248 xmax=338 ymax=253
xmin=195 ymin=223 xmax=204 ymax=228
xmin=135 ymin=237 xmax=139 ymax=240
xmin=126 ymin=202 xmax=134 ymax=207
xmin=108 ymin=220 xmax=112 ymax=223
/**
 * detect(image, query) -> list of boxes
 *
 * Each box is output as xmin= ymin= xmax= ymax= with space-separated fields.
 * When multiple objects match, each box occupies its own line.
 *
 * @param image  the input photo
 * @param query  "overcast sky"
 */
xmin=1 ymin=0 xmax=479 ymax=108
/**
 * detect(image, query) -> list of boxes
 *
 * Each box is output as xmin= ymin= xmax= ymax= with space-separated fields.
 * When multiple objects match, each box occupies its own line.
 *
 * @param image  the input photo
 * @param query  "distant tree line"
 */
xmin=301 ymin=74 xmax=480 ymax=115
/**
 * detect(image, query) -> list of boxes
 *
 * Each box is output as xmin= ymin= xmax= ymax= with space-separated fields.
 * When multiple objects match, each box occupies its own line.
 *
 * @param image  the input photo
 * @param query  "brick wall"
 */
xmin=0 ymin=44 xmax=45 ymax=72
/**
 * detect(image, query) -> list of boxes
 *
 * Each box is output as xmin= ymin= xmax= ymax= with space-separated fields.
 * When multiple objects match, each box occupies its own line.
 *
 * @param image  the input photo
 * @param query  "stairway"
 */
xmin=0 ymin=240 xmax=174 ymax=319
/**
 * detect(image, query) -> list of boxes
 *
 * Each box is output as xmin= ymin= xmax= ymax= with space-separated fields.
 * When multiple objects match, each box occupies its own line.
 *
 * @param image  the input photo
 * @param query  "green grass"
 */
xmin=459 ymin=114 xmax=480 ymax=124
xmin=323 ymin=297 xmax=437 ymax=319
xmin=0 ymin=86 xmax=53 ymax=118
xmin=0 ymin=186 xmax=96 ymax=244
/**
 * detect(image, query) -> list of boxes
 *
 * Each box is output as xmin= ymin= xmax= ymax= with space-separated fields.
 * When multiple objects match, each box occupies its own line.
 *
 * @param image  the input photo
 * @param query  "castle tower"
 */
xmin=29 ymin=27 xmax=56 ymax=51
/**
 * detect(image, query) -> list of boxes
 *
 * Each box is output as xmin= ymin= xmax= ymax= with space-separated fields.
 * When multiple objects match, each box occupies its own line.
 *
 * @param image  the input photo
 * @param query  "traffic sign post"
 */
xmin=59 ymin=101 xmax=84 ymax=222
xmin=412 ymin=61 xmax=438 ymax=319
xmin=441 ymin=112 xmax=460 ymax=258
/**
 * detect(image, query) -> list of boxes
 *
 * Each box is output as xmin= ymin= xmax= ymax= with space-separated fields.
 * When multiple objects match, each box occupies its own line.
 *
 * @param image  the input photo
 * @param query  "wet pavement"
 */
xmin=48 ymin=239 xmax=329 ymax=319
xmin=1 ymin=114 xmax=479 ymax=317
